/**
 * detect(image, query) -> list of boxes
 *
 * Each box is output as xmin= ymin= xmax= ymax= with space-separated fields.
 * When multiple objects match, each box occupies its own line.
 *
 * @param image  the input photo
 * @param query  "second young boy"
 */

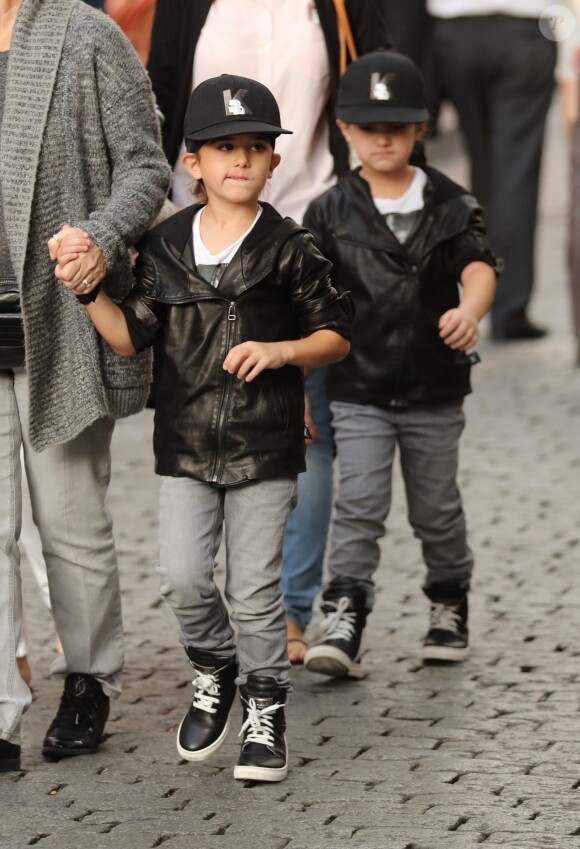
xmin=303 ymin=51 xmax=498 ymax=679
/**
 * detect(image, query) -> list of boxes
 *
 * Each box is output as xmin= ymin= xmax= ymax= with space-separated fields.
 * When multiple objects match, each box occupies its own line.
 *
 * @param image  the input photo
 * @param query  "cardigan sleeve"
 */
xmin=70 ymin=21 xmax=171 ymax=269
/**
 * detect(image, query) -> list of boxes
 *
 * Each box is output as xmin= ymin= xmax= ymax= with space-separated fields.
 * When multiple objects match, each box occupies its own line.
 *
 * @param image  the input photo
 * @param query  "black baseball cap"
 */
xmin=184 ymin=74 xmax=292 ymax=148
xmin=337 ymin=50 xmax=429 ymax=125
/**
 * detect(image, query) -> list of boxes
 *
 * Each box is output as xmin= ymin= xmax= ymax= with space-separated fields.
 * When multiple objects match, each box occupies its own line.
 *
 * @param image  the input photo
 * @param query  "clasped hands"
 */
xmin=48 ymin=225 xmax=106 ymax=296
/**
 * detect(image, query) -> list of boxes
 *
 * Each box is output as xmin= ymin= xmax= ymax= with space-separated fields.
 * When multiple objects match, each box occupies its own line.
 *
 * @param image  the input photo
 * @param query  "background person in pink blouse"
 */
xmin=147 ymin=0 xmax=391 ymax=664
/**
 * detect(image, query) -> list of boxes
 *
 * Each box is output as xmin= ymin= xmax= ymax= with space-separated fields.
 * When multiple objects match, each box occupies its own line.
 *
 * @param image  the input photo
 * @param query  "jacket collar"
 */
xmin=336 ymin=167 xmax=481 ymax=260
xmin=149 ymin=202 xmax=306 ymax=301
xmin=0 ymin=0 xmax=76 ymax=278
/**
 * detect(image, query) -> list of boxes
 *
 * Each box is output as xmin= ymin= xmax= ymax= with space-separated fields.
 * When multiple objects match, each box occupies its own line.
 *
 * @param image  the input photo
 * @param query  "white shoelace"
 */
xmin=191 ymin=672 xmax=221 ymax=714
xmin=238 ymin=698 xmax=284 ymax=748
xmin=319 ymin=596 xmax=357 ymax=641
xmin=429 ymin=603 xmax=462 ymax=633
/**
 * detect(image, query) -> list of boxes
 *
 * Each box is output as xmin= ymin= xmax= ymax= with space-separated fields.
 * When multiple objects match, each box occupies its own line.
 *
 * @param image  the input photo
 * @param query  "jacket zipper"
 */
xmin=210 ymin=301 xmax=237 ymax=483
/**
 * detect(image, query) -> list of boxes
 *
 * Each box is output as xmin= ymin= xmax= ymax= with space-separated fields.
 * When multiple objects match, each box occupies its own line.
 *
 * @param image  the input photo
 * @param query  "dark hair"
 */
xmin=185 ymin=134 xmax=277 ymax=153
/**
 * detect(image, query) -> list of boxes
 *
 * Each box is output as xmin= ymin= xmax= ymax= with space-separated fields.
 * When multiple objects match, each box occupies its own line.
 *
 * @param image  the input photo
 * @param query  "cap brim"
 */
xmin=187 ymin=120 xmax=293 ymax=142
xmin=337 ymin=105 xmax=430 ymax=124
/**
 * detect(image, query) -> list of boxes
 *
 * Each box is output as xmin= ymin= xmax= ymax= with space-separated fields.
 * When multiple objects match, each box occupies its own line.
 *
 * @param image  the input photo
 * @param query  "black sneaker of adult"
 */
xmin=423 ymin=595 xmax=469 ymax=662
xmin=0 ymin=739 xmax=21 ymax=772
xmin=234 ymin=675 xmax=288 ymax=783
xmin=177 ymin=647 xmax=238 ymax=762
xmin=303 ymin=577 xmax=369 ymax=679
xmin=42 ymin=673 xmax=109 ymax=759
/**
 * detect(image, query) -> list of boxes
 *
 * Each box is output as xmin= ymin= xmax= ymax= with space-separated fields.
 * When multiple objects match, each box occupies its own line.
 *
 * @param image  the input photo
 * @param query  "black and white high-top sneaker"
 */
xmin=304 ymin=578 xmax=368 ymax=679
xmin=177 ymin=647 xmax=238 ymax=762
xmin=423 ymin=594 xmax=469 ymax=662
xmin=234 ymin=675 xmax=288 ymax=783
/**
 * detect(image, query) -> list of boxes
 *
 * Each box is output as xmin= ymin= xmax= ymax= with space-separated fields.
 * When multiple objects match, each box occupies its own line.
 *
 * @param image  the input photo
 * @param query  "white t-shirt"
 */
xmin=193 ymin=206 xmax=262 ymax=287
xmin=427 ymin=0 xmax=547 ymax=16
xmin=373 ymin=168 xmax=427 ymax=243
xmin=172 ymin=0 xmax=335 ymax=223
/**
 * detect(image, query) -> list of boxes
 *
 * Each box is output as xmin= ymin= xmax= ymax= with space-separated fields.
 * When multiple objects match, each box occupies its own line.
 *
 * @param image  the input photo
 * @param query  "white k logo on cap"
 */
xmin=370 ymin=72 xmax=394 ymax=102
xmin=223 ymin=89 xmax=253 ymax=116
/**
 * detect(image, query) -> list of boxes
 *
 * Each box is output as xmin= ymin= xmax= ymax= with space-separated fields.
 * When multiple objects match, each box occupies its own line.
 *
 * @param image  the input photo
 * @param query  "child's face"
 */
xmin=337 ymin=120 xmax=426 ymax=181
xmin=182 ymin=134 xmax=281 ymax=206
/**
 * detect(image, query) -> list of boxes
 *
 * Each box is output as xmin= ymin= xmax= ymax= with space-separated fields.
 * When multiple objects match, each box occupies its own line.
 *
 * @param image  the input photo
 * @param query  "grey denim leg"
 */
xmin=327 ymin=402 xmax=398 ymax=608
xmin=397 ymin=402 xmax=473 ymax=590
xmin=157 ymin=477 xmax=236 ymax=656
xmin=223 ymin=477 xmax=297 ymax=687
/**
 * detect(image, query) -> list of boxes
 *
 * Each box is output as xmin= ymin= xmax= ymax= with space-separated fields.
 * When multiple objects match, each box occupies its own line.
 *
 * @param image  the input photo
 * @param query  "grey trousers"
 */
xmin=0 ymin=369 xmax=122 ymax=744
xmin=157 ymin=475 xmax=297 ymax=687
xmin=327 ymin=401 xmax=473 ymax=608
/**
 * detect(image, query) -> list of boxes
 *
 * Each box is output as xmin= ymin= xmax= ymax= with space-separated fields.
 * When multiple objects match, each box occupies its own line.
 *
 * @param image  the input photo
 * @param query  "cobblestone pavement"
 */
xmin=3 ymin=107 xmax=580 ymax=849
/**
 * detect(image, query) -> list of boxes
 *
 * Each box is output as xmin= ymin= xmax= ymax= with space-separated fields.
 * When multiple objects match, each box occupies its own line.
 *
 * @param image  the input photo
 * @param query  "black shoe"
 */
xmin=304 ymin=578 xmax=368 ymax=679
xmin=234 ymin=675 xmax=288 ymax=783
xmin=423 ymin=595 xmax=469 ymax=662
xmin=177 ymin=648 xmax=238 ymax=762
xmin=0 ymin=739 xmax=21 ymax=772
xmin=492 ymin=318 xmax=547 ymax=341
xmin=42 ymin=673 xmax=109 ymax=759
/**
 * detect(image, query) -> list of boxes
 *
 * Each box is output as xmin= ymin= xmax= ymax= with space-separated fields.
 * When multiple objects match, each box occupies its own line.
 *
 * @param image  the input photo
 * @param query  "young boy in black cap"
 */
xmin=302 ymin=51 xmax=498 ymax=679
xmin=57 ymin=74 xmax=350 ymax=781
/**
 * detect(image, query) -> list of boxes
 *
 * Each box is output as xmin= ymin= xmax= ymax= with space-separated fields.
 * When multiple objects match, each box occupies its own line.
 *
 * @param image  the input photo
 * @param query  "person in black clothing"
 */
xmin=146 ymin=0 xmax=391 ymax=664
xmin=56 ymin=75 xmax=350 ymax=782
xmin=302 ymin=51 xmax=498 ymax=680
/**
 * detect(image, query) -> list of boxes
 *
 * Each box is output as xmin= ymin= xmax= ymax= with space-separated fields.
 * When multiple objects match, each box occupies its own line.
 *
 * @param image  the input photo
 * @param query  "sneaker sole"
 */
xmin=422 ymin=645 xmax=470 ymax=662
xmin=177 ymin=718 xmax=230 ymax=762
xmin=234 ymin=748 xmax=289 ymax=783
xmin=304 ymin=646 xmax=365 ymax=679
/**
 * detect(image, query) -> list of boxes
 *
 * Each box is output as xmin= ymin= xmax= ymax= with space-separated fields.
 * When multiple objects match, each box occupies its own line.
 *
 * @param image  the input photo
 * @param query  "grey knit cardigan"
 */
xmin=0 ymin=0 xmax=171 ymax=451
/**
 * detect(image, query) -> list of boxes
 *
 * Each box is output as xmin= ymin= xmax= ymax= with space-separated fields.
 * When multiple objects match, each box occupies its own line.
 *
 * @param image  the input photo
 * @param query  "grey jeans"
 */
xmin=0 ymin=369 xmax=122 ymax=744
xmin=157 ymin=475 xmax=298 ymax=687
xmin=327 ymin=401 xmax=474 ymax=608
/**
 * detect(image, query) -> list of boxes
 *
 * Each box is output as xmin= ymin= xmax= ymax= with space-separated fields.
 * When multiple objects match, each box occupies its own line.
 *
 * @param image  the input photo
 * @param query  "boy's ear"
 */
xmin=182 ymin=151 xmax=202 ymax=180
xmin=414 ymin=122 xmax=428 ymax=141
xmin=269 ymin=152 xmax=282 ymax=177
xmin=336 ymin=118 xmax=352 ymax=144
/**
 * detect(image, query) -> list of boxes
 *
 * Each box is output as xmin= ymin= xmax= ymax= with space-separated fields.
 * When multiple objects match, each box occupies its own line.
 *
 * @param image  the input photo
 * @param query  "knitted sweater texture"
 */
xmin=0 ymin=0 xmax=171 ymax=451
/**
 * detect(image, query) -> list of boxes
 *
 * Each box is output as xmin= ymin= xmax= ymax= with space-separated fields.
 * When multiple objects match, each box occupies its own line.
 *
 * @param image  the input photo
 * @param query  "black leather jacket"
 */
xmin=304 ymin=166 xmax=498 ymax=408
xmin=122 ymin=203 xmax=350 ymax=484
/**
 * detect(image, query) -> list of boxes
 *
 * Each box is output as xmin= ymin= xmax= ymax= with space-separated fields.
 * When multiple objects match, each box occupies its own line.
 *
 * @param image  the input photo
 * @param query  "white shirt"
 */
xmin=373 ymin=168 xmax=427 ymax=243
xmin=172 ymin=0 xmax=335 ymax=223
xmin=192 ymin=206 xmax=262 ymax=287
xmin=427 ymin=0 xmax=548 ymax=16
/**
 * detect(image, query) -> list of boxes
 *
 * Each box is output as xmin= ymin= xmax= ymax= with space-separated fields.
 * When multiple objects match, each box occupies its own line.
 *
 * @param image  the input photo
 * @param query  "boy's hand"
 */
xmin=223 ymin=341 xmax=291 ymax=382
xmin=439 ymin=307 xmax=479 ymax=351
xmin=48 ymin=225 xmax=91 ymax=266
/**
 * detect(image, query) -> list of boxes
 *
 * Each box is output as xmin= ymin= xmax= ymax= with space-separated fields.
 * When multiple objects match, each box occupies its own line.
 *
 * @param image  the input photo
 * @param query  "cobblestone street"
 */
xmin=3 ymin=105 xmax=580 ymax=849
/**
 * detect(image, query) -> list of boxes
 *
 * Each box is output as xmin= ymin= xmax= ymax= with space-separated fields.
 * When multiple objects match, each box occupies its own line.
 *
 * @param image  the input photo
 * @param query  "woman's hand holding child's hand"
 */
xmin=49 ymin=226 xmax=107 ymax=296
xmin=439 ymin=307 xmax=479 ymax=351
xmin=223 ymin=341 xmax=291 ymax=382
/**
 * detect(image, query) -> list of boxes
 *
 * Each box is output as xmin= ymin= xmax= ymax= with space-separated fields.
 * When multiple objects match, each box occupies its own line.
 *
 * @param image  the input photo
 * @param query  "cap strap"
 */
xmin=333 ymin=0 xmax=358 ymax=76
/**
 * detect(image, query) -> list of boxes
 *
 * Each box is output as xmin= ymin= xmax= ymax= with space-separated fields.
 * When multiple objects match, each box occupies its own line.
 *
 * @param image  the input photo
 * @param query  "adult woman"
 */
xmin=0 ymin=0 xmax=170 ymax=771
xmin=147 ymin=0 xmax=390 ymax=663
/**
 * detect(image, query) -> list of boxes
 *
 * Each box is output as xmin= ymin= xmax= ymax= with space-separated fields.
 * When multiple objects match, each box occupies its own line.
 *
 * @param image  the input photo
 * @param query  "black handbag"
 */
xmin=0 ymin=278 xmax=24 ymax=368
